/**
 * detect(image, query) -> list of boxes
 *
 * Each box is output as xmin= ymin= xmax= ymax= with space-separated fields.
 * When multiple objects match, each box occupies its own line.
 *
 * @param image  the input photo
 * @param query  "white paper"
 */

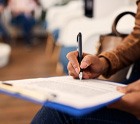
xmin=1 ymin=76 xmax=125 ymax=109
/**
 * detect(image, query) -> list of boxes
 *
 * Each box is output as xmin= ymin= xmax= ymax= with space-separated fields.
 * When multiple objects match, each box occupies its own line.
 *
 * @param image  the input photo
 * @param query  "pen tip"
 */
xmin=79 ymin=72 xmax=83 ymax=80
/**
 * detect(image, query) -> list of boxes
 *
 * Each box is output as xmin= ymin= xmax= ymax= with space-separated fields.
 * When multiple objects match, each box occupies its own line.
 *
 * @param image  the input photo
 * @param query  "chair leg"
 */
xmin=45 ymin=33 xmax=56 ymax=61
xmin=45 ymin=33 xmax=64 ymax=74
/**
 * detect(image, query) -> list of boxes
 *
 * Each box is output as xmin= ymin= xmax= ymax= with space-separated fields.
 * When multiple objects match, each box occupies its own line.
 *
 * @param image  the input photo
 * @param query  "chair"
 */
xmin=2 ymin=6 xmax=47 ymax=45
xmin=45 ymin=33 xmax=63 ymax=75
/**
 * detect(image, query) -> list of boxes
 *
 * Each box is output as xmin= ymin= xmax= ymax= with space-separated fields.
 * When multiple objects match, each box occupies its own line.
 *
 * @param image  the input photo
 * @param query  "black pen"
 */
xmin=77 ymin=32 xmax=83 ymax=80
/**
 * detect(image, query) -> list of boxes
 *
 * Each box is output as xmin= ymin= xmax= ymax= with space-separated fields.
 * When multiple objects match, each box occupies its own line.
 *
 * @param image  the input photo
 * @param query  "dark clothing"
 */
xmin=0 ymin=0 xmax=10 ymax=42
xmin=0 ymin=19 xmax=10 ymax=42
xmin=11 ymin=13 xmax=36 ymax=45
xmin=31 ymin=107 xmax=140 ymax=124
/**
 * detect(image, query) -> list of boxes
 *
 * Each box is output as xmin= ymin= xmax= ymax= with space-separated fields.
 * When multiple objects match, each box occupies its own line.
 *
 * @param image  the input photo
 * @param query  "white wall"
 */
xmin=93 ymin=0 xmax=134 ymax=19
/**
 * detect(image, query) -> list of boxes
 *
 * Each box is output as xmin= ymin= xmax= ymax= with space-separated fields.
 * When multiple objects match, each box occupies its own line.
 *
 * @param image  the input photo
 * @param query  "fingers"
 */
xmin=117 ymin=80 xmax=140 ymax=93
xmin=67 ymin=51 xmax=101 ymax=79
xmin=80 ymin=55 xmax=94 ymax=69
xmin=125 ymin=80 xmax=140 ymax=93
xmin=82 ymin=71 xmax=99 ymax=79
xmin=67 ymin=62 xmax=78 ymax=78
xmin=66 ymin=51 xmax=80 ymax=74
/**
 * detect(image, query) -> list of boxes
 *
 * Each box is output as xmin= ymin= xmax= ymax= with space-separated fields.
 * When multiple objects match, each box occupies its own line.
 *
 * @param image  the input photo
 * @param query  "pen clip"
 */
xmin=46 ymin=93 xmax=57 ymax=101
xmin=0 ymin=82 xmax=57 ymax=102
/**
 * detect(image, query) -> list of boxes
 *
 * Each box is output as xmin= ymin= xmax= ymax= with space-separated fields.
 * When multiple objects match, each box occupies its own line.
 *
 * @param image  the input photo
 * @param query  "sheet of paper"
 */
xmin=1 ymin=76 xmax=125 ymax=109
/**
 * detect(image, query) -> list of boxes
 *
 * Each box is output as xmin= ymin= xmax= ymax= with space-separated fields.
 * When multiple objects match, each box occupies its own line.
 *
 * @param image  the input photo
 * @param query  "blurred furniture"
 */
xmin=45 ymin=33 xmax=63 ymax=74
xmin=46 ymin=0 xmax=84 ymax=41
xmin=0 ymin=42 xmax=11 ymax=68
xmin=40 ymin=0 xmax=71 ymax=9
xmin=1 ymin=6 xmax=47 ymax=45
xmin=47 ymin=0 xmax=84 ymax=32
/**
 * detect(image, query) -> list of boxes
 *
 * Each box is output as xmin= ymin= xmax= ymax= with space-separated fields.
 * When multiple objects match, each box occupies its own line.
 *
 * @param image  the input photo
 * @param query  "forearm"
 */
xmin=98 ymin=2 xmax=140 ymax=77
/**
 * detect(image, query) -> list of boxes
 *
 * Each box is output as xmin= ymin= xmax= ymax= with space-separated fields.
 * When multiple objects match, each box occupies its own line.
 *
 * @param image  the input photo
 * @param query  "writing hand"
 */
xmin=66 ymin=51 xmax=109 ymax=79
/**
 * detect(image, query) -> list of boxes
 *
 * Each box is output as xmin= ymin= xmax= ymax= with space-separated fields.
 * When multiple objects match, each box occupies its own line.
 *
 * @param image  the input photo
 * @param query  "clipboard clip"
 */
xmin=0 ymin=82 xmax=57 ymax=102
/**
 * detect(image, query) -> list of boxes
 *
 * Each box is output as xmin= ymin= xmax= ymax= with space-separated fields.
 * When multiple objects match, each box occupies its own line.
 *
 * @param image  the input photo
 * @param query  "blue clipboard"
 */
xmin=0 ymin=88 xmax=121 ymax=116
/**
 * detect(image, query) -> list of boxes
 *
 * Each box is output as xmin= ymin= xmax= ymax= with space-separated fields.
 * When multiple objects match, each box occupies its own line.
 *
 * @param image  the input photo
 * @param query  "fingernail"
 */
xmin=75 ymin=68 xmax=79 ymax=74
xmin=80 ymin=61 xmax=88 ymax=69
xmin=117 ymin=86 xmax=125 ymax=92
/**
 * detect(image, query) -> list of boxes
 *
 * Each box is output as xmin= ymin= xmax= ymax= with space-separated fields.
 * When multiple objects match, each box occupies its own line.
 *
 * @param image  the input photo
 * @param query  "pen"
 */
xmin=77 ymin=32 xmax=83 ymax=80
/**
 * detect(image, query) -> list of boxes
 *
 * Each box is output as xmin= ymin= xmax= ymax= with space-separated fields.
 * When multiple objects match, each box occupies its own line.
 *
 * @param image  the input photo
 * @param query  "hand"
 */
xmin=109 ymin=80 xmax=140 ymax=119
xmin=66 ymin=51 xmax=109 ymax=79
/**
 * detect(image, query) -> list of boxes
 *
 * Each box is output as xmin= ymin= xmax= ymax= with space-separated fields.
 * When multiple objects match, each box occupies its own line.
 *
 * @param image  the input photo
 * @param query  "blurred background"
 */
xmin=0 ymin=0 xmax=137 ymax=123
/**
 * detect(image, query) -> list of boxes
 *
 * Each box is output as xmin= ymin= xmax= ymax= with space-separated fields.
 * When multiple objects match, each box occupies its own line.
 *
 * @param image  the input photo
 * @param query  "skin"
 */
xmin=110 ymin=80 xmax=140 ymax=119
xmin=66 ymin=51 xmax=109 ymax=79
xmin=66 ymin=51 xmax=140 ymax=119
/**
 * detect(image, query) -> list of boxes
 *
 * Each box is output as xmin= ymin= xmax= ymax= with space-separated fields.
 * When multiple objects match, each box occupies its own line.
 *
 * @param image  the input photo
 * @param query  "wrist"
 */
xmin=99 ymin=57 xmax=110 ymax=74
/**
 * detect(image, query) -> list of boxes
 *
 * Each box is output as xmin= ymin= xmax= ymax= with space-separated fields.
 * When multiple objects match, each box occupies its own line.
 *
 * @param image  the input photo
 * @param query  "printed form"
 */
xmin=0 ymin=76 xmax=125 ymax=109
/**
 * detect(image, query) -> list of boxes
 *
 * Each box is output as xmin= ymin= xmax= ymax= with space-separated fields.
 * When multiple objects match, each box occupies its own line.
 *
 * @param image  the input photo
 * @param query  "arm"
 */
xmin=99 ymin=2 xmax=140 ymax=77
xmin=67 ymin=2 xmax=140 ymax=79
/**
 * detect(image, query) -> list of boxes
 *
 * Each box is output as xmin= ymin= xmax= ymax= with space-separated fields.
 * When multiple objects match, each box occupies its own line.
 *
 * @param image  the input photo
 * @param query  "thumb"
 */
xmin=117 ymin=80 xmax=140 ymax=93
xmin=116 ymin=86 xmax=127 ymax=93
xmin=80 ymin=55 xmax=95 ymax=69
